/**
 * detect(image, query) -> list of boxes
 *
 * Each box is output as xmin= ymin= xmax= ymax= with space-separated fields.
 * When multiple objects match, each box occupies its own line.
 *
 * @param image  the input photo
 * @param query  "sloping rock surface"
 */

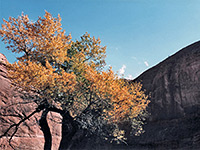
xmin=62 ymin=41 xmax=200 ymax=150
xmin=130 ymin=41 xmax=200 ymax=149
xmin=0 ymin=53 xmax=61 ymax=150
xmin=0 ymin=40 xmax=200 ymax=150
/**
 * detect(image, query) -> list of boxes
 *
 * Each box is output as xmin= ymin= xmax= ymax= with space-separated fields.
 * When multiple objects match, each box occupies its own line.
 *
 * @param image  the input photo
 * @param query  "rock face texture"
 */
xmin=0 ymin=53 xmax=61 ymax=150
xmin=130 ymin=41 xmax=200 ymax=149
xmin=0 ymin=40 xmax=200 ymax=150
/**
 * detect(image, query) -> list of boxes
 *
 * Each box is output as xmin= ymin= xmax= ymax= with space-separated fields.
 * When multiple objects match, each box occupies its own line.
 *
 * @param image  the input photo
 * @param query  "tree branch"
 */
xmin=0 ymin=104 xmax=44 ymax=149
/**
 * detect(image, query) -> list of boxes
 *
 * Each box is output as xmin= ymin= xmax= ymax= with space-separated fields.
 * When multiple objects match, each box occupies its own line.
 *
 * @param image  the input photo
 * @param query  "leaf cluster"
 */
xmin=0 ymin=11 xmax=149 ymax=143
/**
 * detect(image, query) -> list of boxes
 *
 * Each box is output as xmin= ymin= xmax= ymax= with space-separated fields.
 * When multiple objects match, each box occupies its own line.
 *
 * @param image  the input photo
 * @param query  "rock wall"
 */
xmin=130 ymin=41 xmax=200 ymax=149
xmin=68 ymin=41 xmax=200 ymax=150
xmin=0 ymin=40 xmax=200 ymax=149
xmin=0 ymin=53 xmax=61 ymax=150
xmin=134 ymin=41 xmax=200 ymax=121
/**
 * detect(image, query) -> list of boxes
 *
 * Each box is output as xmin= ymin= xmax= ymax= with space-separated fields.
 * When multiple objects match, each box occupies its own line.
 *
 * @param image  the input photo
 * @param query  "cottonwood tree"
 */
xmin=0 ymin=11 xmax=149 ymax=149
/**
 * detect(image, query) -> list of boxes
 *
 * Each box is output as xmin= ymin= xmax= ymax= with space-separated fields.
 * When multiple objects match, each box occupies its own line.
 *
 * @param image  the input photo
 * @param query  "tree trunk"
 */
xmin=59 ymin=111 xmax=78 ymax=150
xmin=39 ymin=109 xmax=52 ymax=150
xmin=67 ymin=128 xmax=88 ymax=150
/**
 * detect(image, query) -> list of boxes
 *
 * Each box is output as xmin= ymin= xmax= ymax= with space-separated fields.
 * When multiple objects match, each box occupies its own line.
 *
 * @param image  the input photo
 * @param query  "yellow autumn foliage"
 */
xmin=0 ymin=11 xmax=149 ymax=141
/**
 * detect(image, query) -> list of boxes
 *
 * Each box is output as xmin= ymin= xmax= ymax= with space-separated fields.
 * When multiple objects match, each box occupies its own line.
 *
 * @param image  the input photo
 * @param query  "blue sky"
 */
xmin=1 ymin=0 xmax=200 ymax=79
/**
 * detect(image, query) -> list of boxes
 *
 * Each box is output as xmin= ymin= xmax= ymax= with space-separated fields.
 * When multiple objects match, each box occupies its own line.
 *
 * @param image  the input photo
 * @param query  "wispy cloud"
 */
xmin=144 ymin=61 xmax=149 ymax=67
xmin=126 ymin=74 xmax=134 ymax=80
xmin=119 ymin=65 xmax=126 ymax=75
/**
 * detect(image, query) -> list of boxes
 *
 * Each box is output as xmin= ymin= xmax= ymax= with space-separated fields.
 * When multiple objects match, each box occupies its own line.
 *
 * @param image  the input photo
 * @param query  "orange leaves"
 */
xmin=83 ymin=66 xmax=149 ymax=123
xmin=31 ymin=12 xmax=72 ymax=64
xmin=0 ymin=11 xmax=72 ymax=64
xmin=1 ymin=14 xmax=33 ymax=53
xmin=7 ymin=60 xmax=76 ymax=99
xmin=1 ymin=11 xmax=149 ymax=139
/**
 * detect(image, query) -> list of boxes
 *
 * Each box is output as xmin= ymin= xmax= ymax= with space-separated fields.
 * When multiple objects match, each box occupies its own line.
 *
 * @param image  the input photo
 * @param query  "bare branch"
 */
xmin=0 ymin=105 xmax=44 ymax=149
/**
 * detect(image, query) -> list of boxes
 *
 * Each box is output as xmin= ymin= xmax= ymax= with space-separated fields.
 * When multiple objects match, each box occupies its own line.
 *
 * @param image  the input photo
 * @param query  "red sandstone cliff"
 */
xmin=0 ymin=53 xmax=61 ymax=150
xmin=130 ymin=41 xmax=200 ymax=149
xmin=1 ymin=40 xmax=200 ymax=150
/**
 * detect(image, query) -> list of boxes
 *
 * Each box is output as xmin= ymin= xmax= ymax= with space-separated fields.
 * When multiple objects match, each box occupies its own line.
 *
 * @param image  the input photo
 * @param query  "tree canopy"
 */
xmin=0 ymin=11 xmax=149 ymax=149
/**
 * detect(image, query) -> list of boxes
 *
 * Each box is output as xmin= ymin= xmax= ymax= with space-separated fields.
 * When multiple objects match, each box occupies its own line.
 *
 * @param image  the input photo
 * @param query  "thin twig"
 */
xmin=0 ymin=105 xmax=44 ymax=149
